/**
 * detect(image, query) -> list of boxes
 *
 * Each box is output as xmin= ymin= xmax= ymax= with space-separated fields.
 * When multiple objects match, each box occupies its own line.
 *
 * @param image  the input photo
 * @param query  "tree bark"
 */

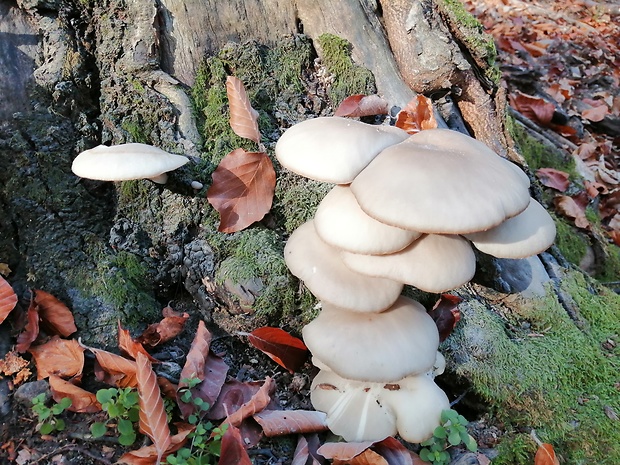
xmin=1 ymin=0 xmax=618 ymax=462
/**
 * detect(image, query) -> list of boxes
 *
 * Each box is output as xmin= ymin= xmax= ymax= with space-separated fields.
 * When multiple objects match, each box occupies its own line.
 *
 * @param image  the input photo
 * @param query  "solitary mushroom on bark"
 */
xmin=71 ymin=143 xmax=189 ymax=184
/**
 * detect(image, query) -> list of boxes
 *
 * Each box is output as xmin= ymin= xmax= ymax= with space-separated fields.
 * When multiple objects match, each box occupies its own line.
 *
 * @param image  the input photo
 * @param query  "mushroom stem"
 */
xmin=149 ymin=173 xmax=168 ymax=184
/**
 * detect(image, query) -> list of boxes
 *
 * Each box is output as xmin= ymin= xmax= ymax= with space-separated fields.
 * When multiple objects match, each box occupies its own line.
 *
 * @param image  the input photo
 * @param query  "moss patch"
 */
xmin=76 ymin=248 xmax=160 ymax=328
xmin=553 ymin=213 xmax=589 ymax=266
xmin=316 ymin=33 xmax=376 ymax=106
xmin=446 ymin=274 xmax=620 ymax=464
xmin=436 ymin=0 xmax=501 ymax=84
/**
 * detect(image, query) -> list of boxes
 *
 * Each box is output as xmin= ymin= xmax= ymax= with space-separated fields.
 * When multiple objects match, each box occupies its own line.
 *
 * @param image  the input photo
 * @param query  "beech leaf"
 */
xmin=582 ymin=104 xmax=608 ymax=122
xmin=177 ymin=321 xmax=228 ymax=420
xmin=246 ymin=327 xmax=308 ymax=373
xmin=88 ymin=346 xmax=138 ymax=388
xmin=34 ymin=290 xmax=77 ymax=337
xmin=206 ymin=379 xmax=266 ymax=420
xmin=118 ymin=321 xmax=159 ymax=363
xmin=509 ymin=92 xmax=556 ymax=127
xmin=48 ymin=374 xmax=101 ymax=413
xmin=428 ymin=294 xmax=462 ymax=342
xmin=223 ymin=377 xmax=275 ymax=427
xmin=29 ymin=336 xmax=84 ymax=380
xmin=0 ymin=276 xmax=17 ymax=325
xmin=318 ymin=441 xmax=375 ymax=462
xmin=394 ymin=95 xmax=438 ymax=134
xmin=16 ymin=297 xmax=39 ymax=353
xmin=207 ymin=149 xmax=276 ymax=233
xmin=136 ymin=309 xmax=189 ymax=348
xmin=226 ymin=76 xmax=261 ymax=144
xmin=292 ymin=434 xmax=325 ymax=465
xmin=536 ymin=168 xmax=570 ymax=192
xmin=554 ymin=195 xmax=591 ymax=230
xmin=372 ymin=437 xmax=427 ymax=465
xmin=534 ymin=443 xmax=560 ymax=465
xmin=218 ymin=424 xmax=252 ymax=465
xmin=136 ymin=352 xmax=171 ymax=464
xmin=335 ymin=94 xmax=389 ymax=118
xmin=253 ymin=409 xmax=328 ymax=436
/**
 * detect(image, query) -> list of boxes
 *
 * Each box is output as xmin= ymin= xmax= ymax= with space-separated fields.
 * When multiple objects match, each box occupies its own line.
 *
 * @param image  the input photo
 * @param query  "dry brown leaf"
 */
xmin=223 ymin=377 xmax=275 ymax=428
xmin=534 ymin=443 xmax=560 ymax=465
xmin=89 ymin=346 xmax=138 ymax=388
xmin=118 ymin=321 xmax=159 ymax=363
xmin=334 ymin=94 xmax=389 ymax=118
xmin=554 ymin=195 xmax=591 ymax=229
xmin=226 ymin=76 xmax=261 ymax=144
xmin=136 ymin=311 xmax=189 ymax=348
xmin=136 ymin=352 xmax=171 ymax=464
xmin=34 ymin=290 xmax=77 ymax=337
xmin=179 ymin=320 xmax=212 ymax=384
xmin=48 ymin=374 xmax=101 ymax=413
xmin=582 ymin=102 xmax=609 ymax=122
xmin=428 ymin=294 xmax=462 ymax=343
xmin=510 ymin=92 xmax=556 ymax=127
xmin=536 ymin=168 xmax=570 ymax=192
xmin=337 ymin=448 xmax=388 ymax=465
xmin=117 ymin=426 xmax=192 ymax=465
xmin=218 ymin=424 xmax=252 ymax=465
xmin=29 ymin=337 xmax=84 ymax=380
xmin=246 ymin=327 xmax=308 ymax=373
xmin=394 ymin=95 xmax=438 ymax=134
xmin=207 ymin=149 xmax=276 ymax=233
xmin=372 ymin=437 xmax=427 ymax=465
xmin=0 ymin=351 xmax=29 ymax=376
xmin=292 ymin=434 xmax=325 ymax=465
xmin=317 ymin=441 xmax=375 ymax=462
xmin=253 ymin=409 xmax=328 ymax=436
xmin=16 ymin=297 xmax=39 ymax=353
xmin=0 ymin=276 xmax=17 ymax=325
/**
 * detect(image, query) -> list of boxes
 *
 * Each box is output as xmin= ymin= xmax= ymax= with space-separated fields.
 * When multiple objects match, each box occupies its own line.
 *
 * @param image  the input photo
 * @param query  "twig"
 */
xmin=32 ymin=444 xmax=113 ymax=465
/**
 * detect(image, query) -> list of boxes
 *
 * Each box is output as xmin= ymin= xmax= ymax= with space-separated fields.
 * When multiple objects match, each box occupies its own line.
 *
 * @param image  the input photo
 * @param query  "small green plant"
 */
xmin=31 ymin=393 xmax=72 ymax=435
xmin=419 ymin=409 xmax=477 ymax=465
xmin=166 ymin=377 xmax=229 ymax=465
xmin=91 ymin=387 xmax=140 ymax=445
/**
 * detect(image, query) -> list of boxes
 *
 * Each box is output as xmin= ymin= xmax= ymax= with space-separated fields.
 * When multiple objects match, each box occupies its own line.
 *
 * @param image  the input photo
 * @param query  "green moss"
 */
xmin=436 ymin=0 xmax=501 ymax=84
xmin=446 ymin=274 xmax=620 ymax=464
xmin=273 ymin=173 xmax=331 ymax=234
xmin=510 ymin=121 xmax=576 ymax=177
xmin=493 ymin=433 xmax=536 ymax=465
xmin=554 ymin=214 xmax=588 ymax=266
xmin=76 ymin=248 xmax=160 ymax=327
xmin=316 ymin=33 xmax=376 ymax=106
xmin=121 ymin=119 xmax=150 ymax=144
xmin=210 ymin=227 xmax=296 ymax=317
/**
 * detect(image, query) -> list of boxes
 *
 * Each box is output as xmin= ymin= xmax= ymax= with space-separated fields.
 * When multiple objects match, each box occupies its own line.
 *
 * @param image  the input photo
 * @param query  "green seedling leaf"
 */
xmin=119 ymin=432 xmax=137 ymax=446
xmin=40 ymin=423 xmax=54 ymax=435
xmin=91 ymin=422 xmax=107 ymax=438
xmin=434 ymin=425 xmax=447 ymax=439
xmin=118 ymin=418 xmax=134 ymax=436
xmin=448 ymin=430 xmax=461 ymax=446
xmin=55 ymin=419 xmax=66 ymax=431
xmin=96 ymin=388 xmax=115 ymax=405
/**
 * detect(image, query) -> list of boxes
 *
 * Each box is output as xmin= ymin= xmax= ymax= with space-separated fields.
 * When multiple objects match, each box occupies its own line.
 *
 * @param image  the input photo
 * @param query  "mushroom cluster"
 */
xmin=275 ymin=117 xmax=556 ymax=443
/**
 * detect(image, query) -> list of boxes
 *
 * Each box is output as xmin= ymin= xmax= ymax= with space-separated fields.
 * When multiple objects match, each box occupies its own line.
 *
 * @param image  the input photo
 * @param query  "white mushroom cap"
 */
xmin=284 ymin=220 xmax=403 ymax=312
xmin=310 ymin=369 xmax=397 ymax=442
xmin=303 ymin=296 xmax=440 ymax=382
xmin=275 ymin=117 xmax=409 ymax=184
xmin=341 ymin=234 xmax=476 ymax=293
xmin=380 ymin=374 xmax=450 ymax=443
xmin=350 ymin=129 xmax=531 ymax=234
xmin=71 ymin=143 xmax=189 ymax=184
xmin=314 ymin=185 xmax=421 ymax=255
xmin=311 ymin=369 xmax=449 ymax=443
xmin=464 ymin=198 xmax=556 ymax=258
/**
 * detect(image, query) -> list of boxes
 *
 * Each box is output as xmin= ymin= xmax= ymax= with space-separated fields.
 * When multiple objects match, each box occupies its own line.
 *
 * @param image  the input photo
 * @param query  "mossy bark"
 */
xmin=1 ymin=0 xmax=618 ymax=463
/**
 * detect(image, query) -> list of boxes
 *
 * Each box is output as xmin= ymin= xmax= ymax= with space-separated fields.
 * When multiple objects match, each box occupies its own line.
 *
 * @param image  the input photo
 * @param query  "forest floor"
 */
xmin=1 ymin=0 xmax=619 ymax=464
